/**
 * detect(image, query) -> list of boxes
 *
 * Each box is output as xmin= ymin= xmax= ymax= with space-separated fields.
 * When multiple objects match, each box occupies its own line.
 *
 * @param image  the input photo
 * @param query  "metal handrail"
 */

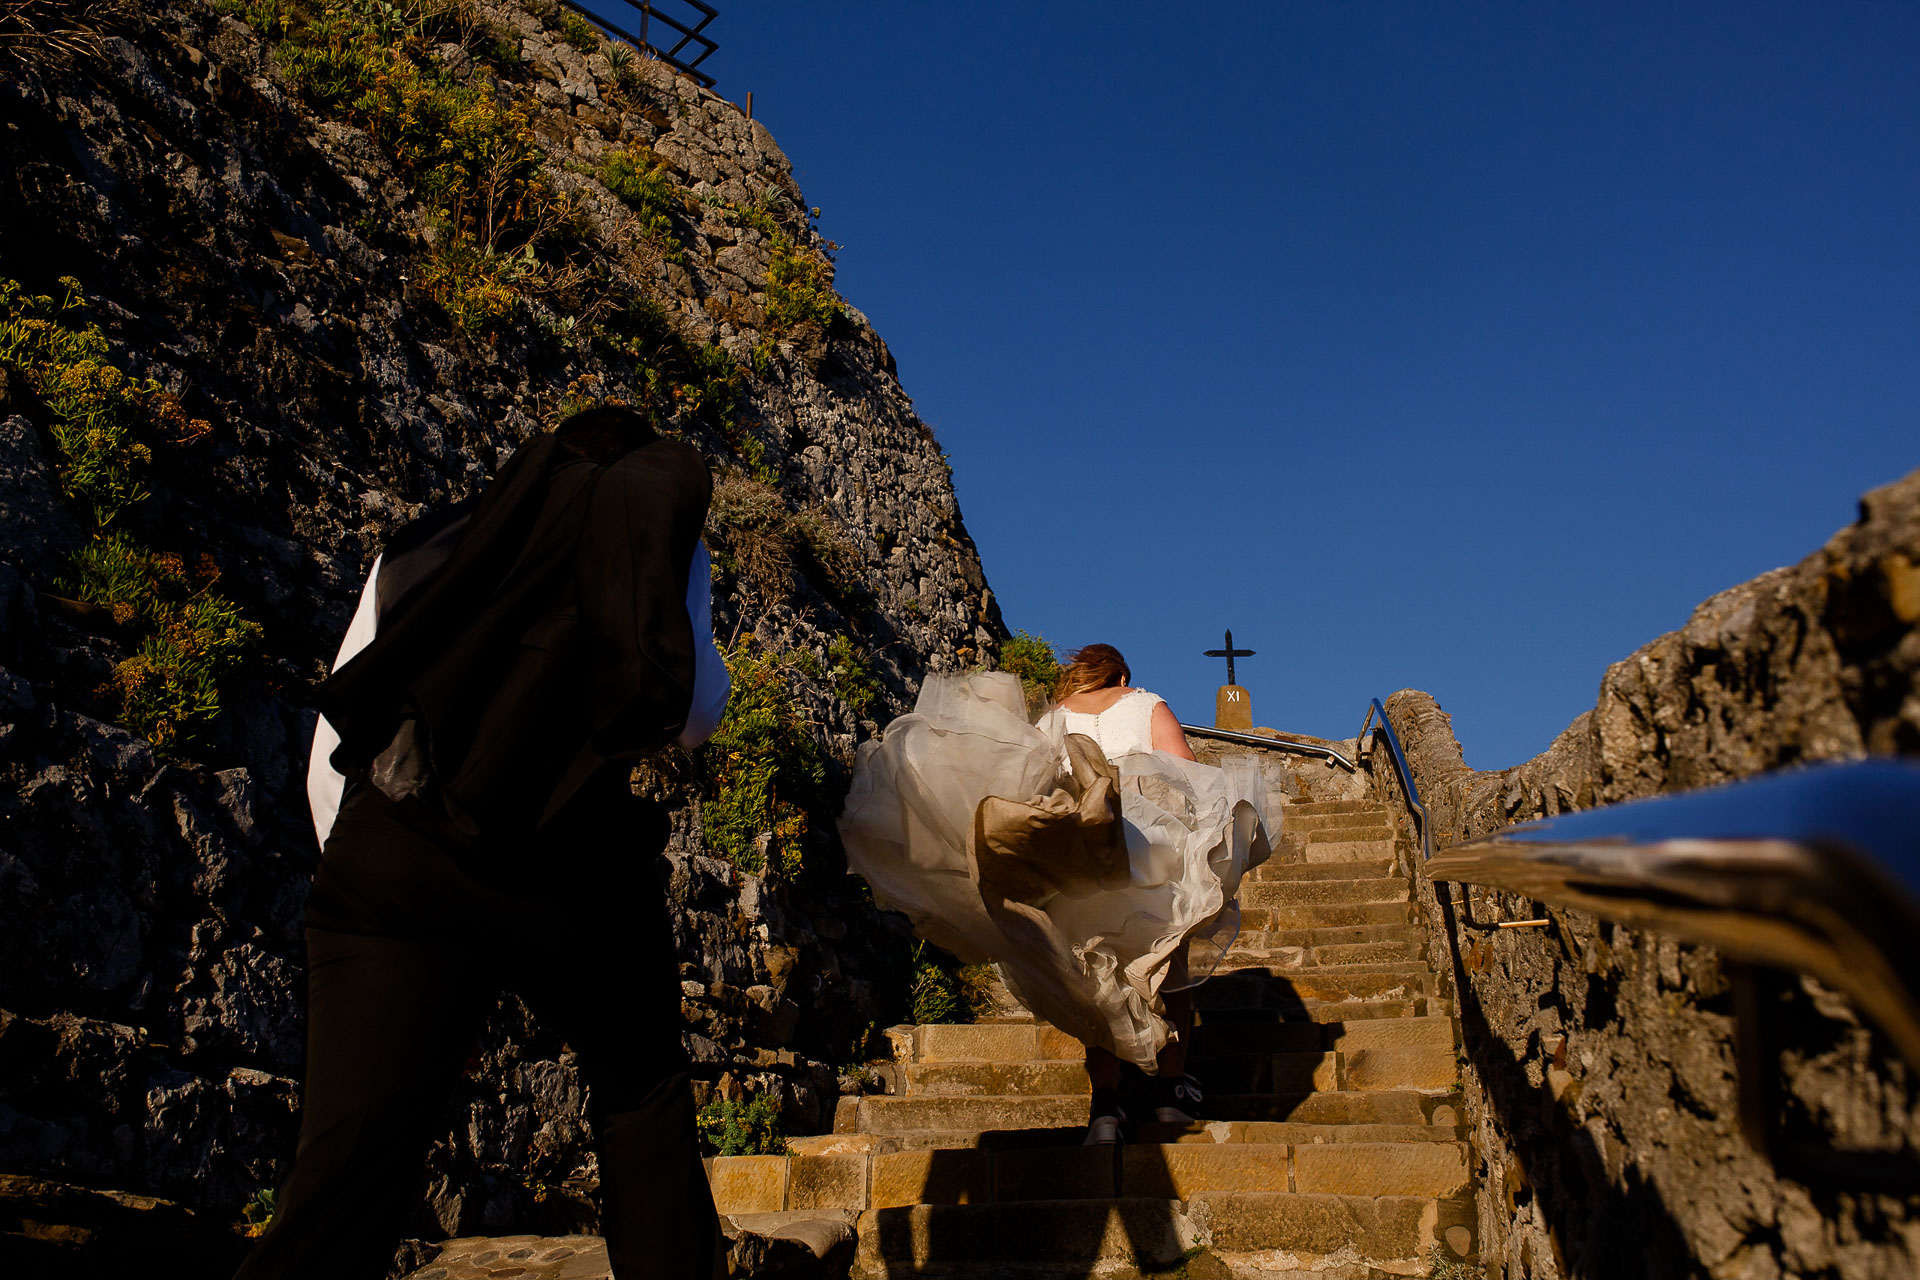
xmin=565 ymin=0 xmax=719 ymax=87
xmin=1179 ymin=723 xmax=1355 ymax=770
xmin=1357 ymin=699 xmax=1430 ymax=862
xmin=1426 ymin=758 xmax=1920 ymax=1187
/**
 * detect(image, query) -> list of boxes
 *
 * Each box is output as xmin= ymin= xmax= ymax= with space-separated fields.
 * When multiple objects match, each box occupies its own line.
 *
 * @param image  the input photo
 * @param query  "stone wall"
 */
xmin=1367 ymin=469 xmax=1920 ymax=1278
xmin=0 ymin=0 xmax=1001 ymax=1261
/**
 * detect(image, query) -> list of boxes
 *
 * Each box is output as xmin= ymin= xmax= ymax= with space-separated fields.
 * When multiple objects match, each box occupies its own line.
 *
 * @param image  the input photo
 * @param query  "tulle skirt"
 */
xmin=838 ymin=672 xmax=1274 ymax=1070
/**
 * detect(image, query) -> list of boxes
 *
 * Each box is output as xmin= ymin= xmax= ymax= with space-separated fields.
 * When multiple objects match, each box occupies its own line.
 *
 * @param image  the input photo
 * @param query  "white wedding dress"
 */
xmin=838 ymin=672 xmax=1274 ymax=1070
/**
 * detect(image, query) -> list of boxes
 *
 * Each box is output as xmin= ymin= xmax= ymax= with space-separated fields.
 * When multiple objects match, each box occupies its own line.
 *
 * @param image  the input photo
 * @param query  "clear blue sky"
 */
xmin=645 ymin=1 xmax=1918 ymax=769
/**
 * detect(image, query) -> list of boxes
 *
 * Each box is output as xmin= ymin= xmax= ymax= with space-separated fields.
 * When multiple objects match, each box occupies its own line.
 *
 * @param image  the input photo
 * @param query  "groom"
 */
xmin=236 ymin=406 xmax=731 ymax=1279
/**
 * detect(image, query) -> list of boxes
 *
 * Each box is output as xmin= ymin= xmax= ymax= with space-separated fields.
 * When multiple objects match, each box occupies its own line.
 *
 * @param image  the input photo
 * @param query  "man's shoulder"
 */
xmin=598 ymin=438 xmax=709 ymax=504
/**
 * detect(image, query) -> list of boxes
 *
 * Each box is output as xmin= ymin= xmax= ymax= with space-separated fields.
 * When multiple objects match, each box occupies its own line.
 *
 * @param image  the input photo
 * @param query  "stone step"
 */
xmin=791 ymin=1117 xmax=1464 ymax=1158
xmin=1199 ymin=985 xmax=1442 ymax=1022
xmin=1299 ymin=823 xmax=1395 ymax=843
xmin=1282 ymin=799 xmax=1389 ymax=818
xmin=1214 ymin=957 xmax=1435 ymax=980
xmin=1197 ymin=996 xmax=1450 ymax=1022
xmin=897 ymin=1038 xmax=1454 ymax=1099
xmin=899 ymin=1010 xmax=1456 ymax=1066
xmin=912 ymin=1023 xmax=1083 ymax=1063
xmin=1194 ymin=1014 xmax=1456 ymax=1057
xmin=1190 ymin=1043 xmax=1455 ymax=1095
xmin=1248 ymin=858 xmax=1395 ymax=882
xmin=1224 ymin=938 xmax=1428 ymax=969
xmin=1316 ymin=938 xmax=1428 ymax=965
xmin=1242 ymin=878 xmax=1408 ymax=907
xmin=902 ymin=1061 xmax=1089 ymax=1097
xmin=892 ymin=1015 xmax=1457 ymax=1072
xmin=712 ymin=1141 xmax=1470 ymax=1216
xmin=1202 ymin=1190 xmax=1477 ymax=1266
xmin=1206 ymin=965 xmax=1435 ymax=1000
xmin=1239 ymin=900 xmax=1417 ymax=931
xmin=853 ymin=1193 xmax=1474 ymax=1274
xmin=850 ymin=1095 xmax=1089 ymax=1135
xmin=1206 ymin=1091 xmax=1452 ymax=1126
xmin=843 ymin=1077 xmax=1460 ymax=1137
xmin=1298 ymin=838 xmax=1397 ymax=863
xmin=1235 ymin=923 xmax=1428 ymax=951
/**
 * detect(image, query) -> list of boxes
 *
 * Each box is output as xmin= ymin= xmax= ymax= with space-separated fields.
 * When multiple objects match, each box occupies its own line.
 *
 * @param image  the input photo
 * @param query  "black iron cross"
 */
xmin=1204 ymin=629 xmax=1255 ymax=687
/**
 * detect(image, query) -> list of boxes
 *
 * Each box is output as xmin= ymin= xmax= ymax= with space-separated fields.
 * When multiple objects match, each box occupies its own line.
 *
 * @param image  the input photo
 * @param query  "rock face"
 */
xmin=1372 ymin=470 xmax=1920 ymax=1279
xmin=0 ymin=0 xmax=1002 ymax=1261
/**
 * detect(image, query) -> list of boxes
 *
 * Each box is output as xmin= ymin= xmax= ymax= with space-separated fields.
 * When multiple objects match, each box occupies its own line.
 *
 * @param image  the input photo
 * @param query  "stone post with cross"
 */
xmin=1205 ymin=629 xmax=1255 ymax=730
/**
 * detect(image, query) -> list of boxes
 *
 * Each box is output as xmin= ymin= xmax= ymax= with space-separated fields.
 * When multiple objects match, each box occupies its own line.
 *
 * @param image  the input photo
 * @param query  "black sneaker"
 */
xmin=1152 ymin=1073 xmax=1204 ymax=1124
xmin=1083 ymin=1087 xmax=1126 ymax=1145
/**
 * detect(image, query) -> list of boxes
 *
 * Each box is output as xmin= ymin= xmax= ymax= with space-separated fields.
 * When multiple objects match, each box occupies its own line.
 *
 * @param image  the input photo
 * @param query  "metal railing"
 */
xmin=1357 ymin=699 xmax=1430 ymax=862
xmin=1179 ymin=723 xmax=1355 ymax=770
xmin=565 ymin=0 xmax=718 ymax=87
xmin=1424 ymin=758 xmax=1920 ymax=1188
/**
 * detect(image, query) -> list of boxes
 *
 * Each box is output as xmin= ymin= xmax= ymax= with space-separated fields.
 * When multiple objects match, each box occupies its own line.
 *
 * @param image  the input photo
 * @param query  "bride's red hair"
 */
xmin=1054 ymin=644 xmax=1130 ymax=701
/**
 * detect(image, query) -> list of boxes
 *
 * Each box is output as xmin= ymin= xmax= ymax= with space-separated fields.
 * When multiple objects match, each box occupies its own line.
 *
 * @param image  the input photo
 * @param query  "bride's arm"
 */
xmin=1149 ymin=701 xmax=1197 ymax=761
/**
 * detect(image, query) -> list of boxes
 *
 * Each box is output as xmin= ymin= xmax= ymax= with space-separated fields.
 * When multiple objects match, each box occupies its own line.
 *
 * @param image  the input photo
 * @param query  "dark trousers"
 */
xmin=234 ymin=783 xmax=718 ymax=1279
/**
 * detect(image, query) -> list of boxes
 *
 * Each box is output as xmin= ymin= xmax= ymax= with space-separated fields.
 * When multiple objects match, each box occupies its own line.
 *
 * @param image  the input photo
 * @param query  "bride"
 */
xmin=839 ymin=643 xmax=1273 ymax=1144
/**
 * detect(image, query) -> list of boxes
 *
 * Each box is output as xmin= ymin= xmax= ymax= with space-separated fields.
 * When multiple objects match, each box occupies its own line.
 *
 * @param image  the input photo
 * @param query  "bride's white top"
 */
xmin=1038 ymin=687 xmax=1164 ymax=761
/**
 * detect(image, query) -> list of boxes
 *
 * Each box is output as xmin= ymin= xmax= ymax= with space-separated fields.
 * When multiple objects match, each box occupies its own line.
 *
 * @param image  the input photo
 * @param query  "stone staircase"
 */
xmin=706 ymin=796 xmax=1480 ymax=1279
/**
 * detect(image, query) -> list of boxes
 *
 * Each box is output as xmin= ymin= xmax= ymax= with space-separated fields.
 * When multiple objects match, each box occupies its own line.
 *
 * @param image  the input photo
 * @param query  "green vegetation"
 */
xmin=61 ymin=537 xmax=261 ymax=749
xmin=604 ymin=41 xmax=641 ymax=91
xmin=474 ymin=19 xmax=519 ymax=67
xmin=763 ymin=231 xmax=841 ymax=333
xmin=721 ymin=197 xmax=781 ymax=239
xmin=597 ymin=147 xmax=685 ymax=264
xmin=591 ymin=297 xmax=740 ymax=440
xmin=826 ymin=635 xmax=880 ymax=716
xmin=556 ymin=6 xmax=598 ymax=51
xmin=720 ymin=193 xmax=843 ymax=367
xmin=997 ymin=631 xmax=1060 ymax=716
xmin=909 ymin=943 xmax=961 ymax=1024
xmin=0 ymin=278 xmax=259 ymax=754
xmin=696 ymin=1089 xmax=787 ymax=1156
xmin=909 ymin=944 xmax=999 ymax=1025
xmin=239 ymin=1186 xmax=276 ymax=1238
xmin=702 ymin=644 xmax=830 ymax=879
xmin=245 ymin=0 xmax=561 ymax=334
xmin=415 ymin=235 xmax=535 ymax=332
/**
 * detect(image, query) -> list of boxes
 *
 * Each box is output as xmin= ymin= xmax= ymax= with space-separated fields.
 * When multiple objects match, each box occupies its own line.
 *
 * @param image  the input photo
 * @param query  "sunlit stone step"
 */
xmin=1249 ymin=858 xmax=1395 ymax=882
xmin=1241 ymin=901 xmax=1416 ymax=931
xmin=1242 ymin=877 xmax=1408 ymax=907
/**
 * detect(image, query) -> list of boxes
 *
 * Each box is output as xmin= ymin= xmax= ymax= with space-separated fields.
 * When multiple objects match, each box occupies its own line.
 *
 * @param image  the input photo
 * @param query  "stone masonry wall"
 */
xmin=1365 ymin=469 xmax=1920 ymax=1278
xmin=0 ymin=0 xmax=1003 ymax=1260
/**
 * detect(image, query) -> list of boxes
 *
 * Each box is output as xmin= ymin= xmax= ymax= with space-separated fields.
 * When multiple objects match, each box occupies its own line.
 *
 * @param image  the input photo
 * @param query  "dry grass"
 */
xmin=707 ymin=472 xmax=794 ymax=600
xmin=0 ymin=0 xmax=132 ymax=69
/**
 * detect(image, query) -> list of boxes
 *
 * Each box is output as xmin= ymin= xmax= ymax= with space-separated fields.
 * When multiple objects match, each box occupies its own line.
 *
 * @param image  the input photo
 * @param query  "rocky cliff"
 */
xmin=1375 ymin=469 xmax=1920 ymax=1278
xmin=0 ymin=0 xmax=1003 ymax=1265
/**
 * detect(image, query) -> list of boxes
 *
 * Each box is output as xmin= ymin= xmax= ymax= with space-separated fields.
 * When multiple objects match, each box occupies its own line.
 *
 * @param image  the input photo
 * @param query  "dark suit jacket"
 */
xmin=314 ymin=434 xmax=712 ymax=850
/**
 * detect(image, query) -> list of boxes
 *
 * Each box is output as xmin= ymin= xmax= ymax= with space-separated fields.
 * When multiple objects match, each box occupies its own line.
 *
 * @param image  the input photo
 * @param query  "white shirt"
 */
xmin=306 ymin=540 xmax=730 ymax=846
